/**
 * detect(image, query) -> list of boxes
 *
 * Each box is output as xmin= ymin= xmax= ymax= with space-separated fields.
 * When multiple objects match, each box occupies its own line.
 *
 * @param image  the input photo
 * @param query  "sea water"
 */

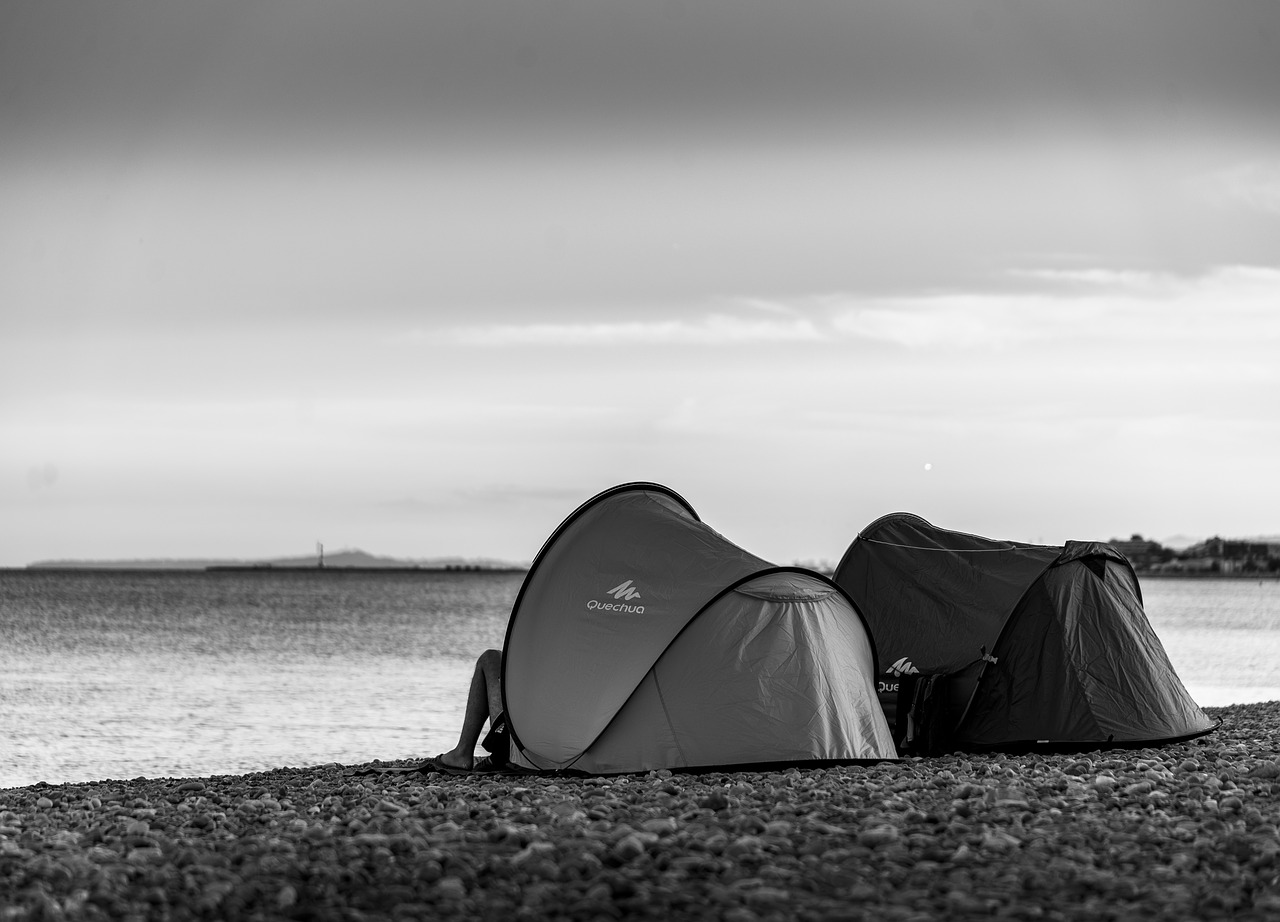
xmin=1 ymin=570 xmax=1278 ymax=789
xmin=0 ymin=570 xmax=518 ymax=789
xmin=1139 ymin=576 xmax=1280 ymax=707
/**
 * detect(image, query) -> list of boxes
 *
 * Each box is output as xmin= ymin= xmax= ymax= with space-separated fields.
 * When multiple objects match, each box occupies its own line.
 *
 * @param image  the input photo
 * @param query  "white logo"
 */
xmin=609 ymin=579 xmax=642 ymax=601
xmin=887 ymin=657 xmax=920 ymax=677
xmin=586 ymin=579 xmax=646 ymax=614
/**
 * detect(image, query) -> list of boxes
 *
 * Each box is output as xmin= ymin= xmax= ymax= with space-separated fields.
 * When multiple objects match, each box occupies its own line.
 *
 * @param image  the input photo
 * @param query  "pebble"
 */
xmin=3 ymin=702 xmax=1279 ymax=920
xmin=856 ymin=824 xmax=900 ymax=847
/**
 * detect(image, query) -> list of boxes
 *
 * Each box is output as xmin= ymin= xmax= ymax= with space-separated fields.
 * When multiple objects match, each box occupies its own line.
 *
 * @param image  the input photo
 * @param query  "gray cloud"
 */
xmin=5 ymin=0 xmax=1278 ymax=160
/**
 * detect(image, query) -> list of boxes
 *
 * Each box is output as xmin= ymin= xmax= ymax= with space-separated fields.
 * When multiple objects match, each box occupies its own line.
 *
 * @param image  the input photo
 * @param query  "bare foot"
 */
xmin=439 ymin=748 xmax=473 ymax=771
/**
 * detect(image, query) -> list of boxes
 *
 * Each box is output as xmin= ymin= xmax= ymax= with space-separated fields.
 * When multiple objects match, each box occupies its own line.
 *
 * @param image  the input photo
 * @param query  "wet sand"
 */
xmin=3 ymin=702 xmax=1278 ymax=920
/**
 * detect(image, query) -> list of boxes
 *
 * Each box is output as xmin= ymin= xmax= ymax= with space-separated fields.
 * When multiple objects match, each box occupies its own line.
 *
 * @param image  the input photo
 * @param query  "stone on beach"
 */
xmin=1 ymin=702 xmax=1279 ymax=920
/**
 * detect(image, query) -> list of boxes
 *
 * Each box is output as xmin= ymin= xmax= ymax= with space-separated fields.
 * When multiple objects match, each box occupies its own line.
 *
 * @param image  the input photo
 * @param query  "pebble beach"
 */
xmin=3 ymin=702 xmax=1279 ymax=921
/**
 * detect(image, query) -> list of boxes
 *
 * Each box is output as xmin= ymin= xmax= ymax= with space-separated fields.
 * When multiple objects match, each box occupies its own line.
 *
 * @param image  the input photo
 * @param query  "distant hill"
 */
xmin=27 ymin=549 xmax=528 ymax=571
xmin=227 ymin=549 xmax=528 ymax=570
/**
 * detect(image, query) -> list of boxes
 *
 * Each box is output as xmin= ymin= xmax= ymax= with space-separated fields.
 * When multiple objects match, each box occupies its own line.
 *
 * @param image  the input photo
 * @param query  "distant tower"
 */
xmin=317 ymin=542 xmax=325 ymax=569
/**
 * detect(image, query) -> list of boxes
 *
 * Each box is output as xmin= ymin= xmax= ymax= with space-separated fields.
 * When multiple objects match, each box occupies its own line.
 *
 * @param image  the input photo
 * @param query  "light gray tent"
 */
xmin=501 ymin=483 xmax=897 ymax=773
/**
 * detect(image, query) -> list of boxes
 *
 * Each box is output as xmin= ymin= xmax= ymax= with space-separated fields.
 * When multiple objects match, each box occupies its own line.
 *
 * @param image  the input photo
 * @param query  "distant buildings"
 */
xmin=1176 ymin=537 xmax=1280 ymax=574
xmin=1108 ymin=535 xmax=1172 ymax=571
xmin=1110 ymin=534 xmax=1280 ymax=574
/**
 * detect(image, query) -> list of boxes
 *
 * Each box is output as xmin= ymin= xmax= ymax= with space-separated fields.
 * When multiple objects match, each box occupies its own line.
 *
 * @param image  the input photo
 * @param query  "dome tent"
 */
xmin=501 ymin=483 xmax=897 ymax=773
xmin=832 ymin=513 xmax=1216 ymax=755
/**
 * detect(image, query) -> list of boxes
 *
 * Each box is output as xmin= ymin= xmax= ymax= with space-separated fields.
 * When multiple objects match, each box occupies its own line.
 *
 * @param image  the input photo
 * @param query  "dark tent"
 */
xmin=832 ymin=513 xmax=1216 ymax=754
xmin=501 ymin=483 xmax=897 ymax=773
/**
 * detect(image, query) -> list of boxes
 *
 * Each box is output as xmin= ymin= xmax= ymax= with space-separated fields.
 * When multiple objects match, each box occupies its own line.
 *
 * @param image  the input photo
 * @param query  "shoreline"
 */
xmin=1137 ymin=572 xmax=1280 ymax=581
xmin=3 ymin=702 xmax=1279 ymax=920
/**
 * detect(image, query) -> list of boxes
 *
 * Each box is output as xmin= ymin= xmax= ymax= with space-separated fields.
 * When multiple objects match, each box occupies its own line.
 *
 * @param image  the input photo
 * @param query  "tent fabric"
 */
xmin=836 ymin=513 xmax=1064 ymax=676
xmin=502 ymin=483 xmax=897 ymax=773
xmin=833 ymin=513 xmax=1215 ymax=753
xmin=961 ymin=554 xmax=1213 ymax=746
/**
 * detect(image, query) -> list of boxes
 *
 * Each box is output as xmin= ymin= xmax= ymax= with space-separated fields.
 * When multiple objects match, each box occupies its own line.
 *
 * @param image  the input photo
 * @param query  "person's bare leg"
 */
xmin=440 ymin=649 xmax=502 ymax=770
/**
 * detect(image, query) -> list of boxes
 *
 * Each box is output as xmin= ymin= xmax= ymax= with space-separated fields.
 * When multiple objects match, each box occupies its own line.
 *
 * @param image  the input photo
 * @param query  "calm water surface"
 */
xmin=1140 ymin=576 xmax=1280 ymax=706
xmin=1 ymin=570 xmax=1277 ymax=789
xmin=1 ymin=570 xmax=517 ymax=788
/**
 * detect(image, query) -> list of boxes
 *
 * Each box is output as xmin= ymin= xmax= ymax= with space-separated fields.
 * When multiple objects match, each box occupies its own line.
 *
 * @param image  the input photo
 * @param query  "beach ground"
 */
xmin=3 ymin=702 xmax=1279 ymax=920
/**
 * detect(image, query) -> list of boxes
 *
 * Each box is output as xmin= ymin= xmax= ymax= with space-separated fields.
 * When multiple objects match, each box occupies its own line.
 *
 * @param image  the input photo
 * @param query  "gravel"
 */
xmin=3 ymin=702 xmax=1279 ymax=920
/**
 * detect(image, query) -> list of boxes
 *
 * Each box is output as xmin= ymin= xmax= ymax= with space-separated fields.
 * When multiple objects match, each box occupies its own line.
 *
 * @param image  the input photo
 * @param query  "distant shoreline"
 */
xmin=5 ymin=566 xmax=528 ymax=574
xmin=6 ymin=567 xmax=1274 ymax=579
xmin=1137 ymin=571 xmax=1280 ymax=581
xmin=20 ymin=553 xmax=530 ymax=572
xmin=205 ymin=565 xmax=528 ymax=573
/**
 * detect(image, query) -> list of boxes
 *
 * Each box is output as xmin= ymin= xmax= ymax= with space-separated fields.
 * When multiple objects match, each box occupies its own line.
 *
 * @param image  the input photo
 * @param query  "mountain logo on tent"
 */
xmin=608 ymin=580 xmax=642 ymax=601
xmin=887 ymin=657 xmax=920 ymax=677
xmin=586 ymin=579 xmax=647 ymax=614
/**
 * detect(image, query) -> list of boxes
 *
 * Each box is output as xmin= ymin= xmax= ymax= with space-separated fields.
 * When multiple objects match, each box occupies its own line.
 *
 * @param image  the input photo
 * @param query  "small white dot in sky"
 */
xmin=924 ymin=463 xmax=933 ymax=471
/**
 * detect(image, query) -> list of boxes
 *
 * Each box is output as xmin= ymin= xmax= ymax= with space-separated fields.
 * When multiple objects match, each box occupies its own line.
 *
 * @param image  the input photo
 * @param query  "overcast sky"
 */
xmin=3 ymin=0 xmax=1279 ymax=568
